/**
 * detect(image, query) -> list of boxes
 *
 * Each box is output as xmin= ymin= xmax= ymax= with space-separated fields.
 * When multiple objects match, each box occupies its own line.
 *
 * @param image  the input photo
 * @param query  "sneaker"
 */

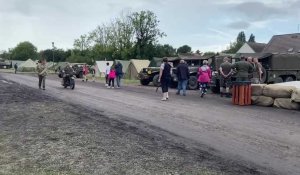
xmin=105 ymin=84 xmax=108 ymax=87
xmin=161 ymin=98 xmax=167 ymax=101
xmin=112 ymin=87 xmax=115 ymax=89
xmin=107 ymin=86 xmax=111 ymax=89
xmin=201 ymin=93 xmax=204 ymax=98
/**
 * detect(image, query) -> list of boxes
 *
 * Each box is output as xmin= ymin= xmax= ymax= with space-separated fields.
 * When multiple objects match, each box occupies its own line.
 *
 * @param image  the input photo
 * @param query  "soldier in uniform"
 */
xmin=252 ymin=57 xmax=263 ymax=84
xmin=232 ymin=56 xmax=254 ymax=82
xmin=219 ymin=57 xmax=233 ymax=97
xmin=36 ymin=59 xmax=48 ymax=90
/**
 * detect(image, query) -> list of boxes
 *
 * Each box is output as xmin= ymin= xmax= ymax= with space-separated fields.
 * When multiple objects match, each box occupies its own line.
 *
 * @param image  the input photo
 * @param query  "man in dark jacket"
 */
xmin=176 ymin=60 xmax=189 ymax=96
xmin=115 ymin=61 xmax=123 ymax=88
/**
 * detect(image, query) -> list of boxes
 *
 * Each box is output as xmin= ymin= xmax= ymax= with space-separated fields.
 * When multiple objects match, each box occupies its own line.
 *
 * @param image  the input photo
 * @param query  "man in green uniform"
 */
xmin=219 ymin=57 xmax=233 ymax=97
xmin=232 ymin=57 xmax=254 ymax=82
xmin=36 ymin=59 xmax=48 ymax=90
xmin=251 ymin=57 xmax=263 ymax=84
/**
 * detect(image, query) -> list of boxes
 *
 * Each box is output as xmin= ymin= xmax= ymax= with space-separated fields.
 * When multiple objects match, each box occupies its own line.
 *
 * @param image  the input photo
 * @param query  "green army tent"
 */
xmin=126 ymin=59 xmax=150 ymax=79
xmin=18 ymin=59 xmax=37 ymax=72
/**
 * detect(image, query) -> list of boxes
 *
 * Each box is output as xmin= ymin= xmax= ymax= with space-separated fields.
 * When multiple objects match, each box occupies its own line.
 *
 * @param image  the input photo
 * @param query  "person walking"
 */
xmin=158 ymin=58 xmax=172 ymax=101
xmin=232 ymin=56 xmax=254 ymax=82
xmin=82 ymin=64 xmax=89 ymax=82
xmin=107 ymin=67 xmax=116 ymax=89
xmin=105 ymin=62 xmax=111 ymax=86
xmin=36 ymin=59 xmax=48 ymax=90
xmin=198 ymin=60 xmax=211 ymax=98
xmin=91 ymin=64 xmax=96 ymax=82
xmin=115 ymin=61 xmax=123 ymax=88
xmin=219 ymin=57 xmax=233 ymax=97
xmin=251 ymin=57 xmax=263 ymax=84
xmin=176 ymin=60 xmax=189 ymax=96
xmin=14 ymin=63 xmax=18 ymax=74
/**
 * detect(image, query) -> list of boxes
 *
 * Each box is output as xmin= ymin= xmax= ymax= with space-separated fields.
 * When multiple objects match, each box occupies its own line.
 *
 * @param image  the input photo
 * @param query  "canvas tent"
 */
xmin=126 ymin=59 xmax=150 ymax=79
xmin=95 ymin=61 xmax=114 ymax=77
xmin=53 ymin=62 xmax=69 ymax=71
xmin=18 ymin=59 xmax=37 ymax=72
xmin=115 ymin=60 xmax=130 ymax=74
xmin=11 ymin=60 xmax=25 ymax=67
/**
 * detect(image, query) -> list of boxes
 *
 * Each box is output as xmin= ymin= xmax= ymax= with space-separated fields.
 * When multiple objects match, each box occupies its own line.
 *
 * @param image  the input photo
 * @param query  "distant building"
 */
xmin=237 ymin=42 xmax=267 ymax=54
xmin=263 ymin=33 xmax=300 ymax=54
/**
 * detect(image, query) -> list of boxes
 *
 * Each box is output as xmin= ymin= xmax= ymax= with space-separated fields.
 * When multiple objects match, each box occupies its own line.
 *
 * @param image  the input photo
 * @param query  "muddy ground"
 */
xmin=0 ymin=75 xmax=268 ymax=175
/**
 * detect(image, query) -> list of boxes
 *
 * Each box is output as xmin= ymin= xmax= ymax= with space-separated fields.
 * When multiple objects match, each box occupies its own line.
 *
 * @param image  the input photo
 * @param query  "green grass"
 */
xmin=86 ymin=75 xmax=140 ymax=85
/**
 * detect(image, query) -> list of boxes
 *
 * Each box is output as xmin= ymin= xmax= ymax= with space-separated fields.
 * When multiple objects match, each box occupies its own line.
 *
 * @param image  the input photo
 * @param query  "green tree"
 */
xmin=130 ymin=10 xmax=166 ymax=59
xmin=223 ymin=31 xmax=247 ymax=53
xmin=177 ymin=45 xmax=192 ymax=54
xmin=39 ymin=49 xmax=71 ymax=62
xmin=11 ymin=41 xmax=38 ymax=60
xmin=248 ymin=34 xmax=256 ymax=42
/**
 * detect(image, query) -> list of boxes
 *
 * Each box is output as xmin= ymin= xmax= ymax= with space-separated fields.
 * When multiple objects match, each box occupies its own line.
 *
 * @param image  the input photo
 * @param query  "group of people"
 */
xmin=104 ymin=61 xmax=123 ymax=89
xmin=159 ymin=56 xmax=263 ymax=101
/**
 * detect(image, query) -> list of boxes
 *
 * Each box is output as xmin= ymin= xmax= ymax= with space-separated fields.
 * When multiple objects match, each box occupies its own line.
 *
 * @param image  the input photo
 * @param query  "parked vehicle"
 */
xmin=210 ymin=53 xmax=300 ymax=93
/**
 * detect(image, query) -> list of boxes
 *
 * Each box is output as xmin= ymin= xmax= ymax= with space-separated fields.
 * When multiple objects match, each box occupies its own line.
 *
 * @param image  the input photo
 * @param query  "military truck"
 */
xmin=210 ymin=53 xmax=300 ymax=93
xmin=260 ymin=53 xmax=300 ymax=83
xmin=138 ymin=54 xmax=212 ymax=90
xmin=58 ymin=63 xmax=85 ymax=79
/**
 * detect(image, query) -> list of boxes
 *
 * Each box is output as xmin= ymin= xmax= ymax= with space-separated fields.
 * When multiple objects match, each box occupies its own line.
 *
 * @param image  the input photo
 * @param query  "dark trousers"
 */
xmin=15 ymin=69 xmax=17 ymax=74
xmin=200 ymin=82 xmax=208 ymax=94
xmin=109 ymin=78 xmax=115 ymax=87
xmin=38 ymin=75 xmax=46 ymax=89
xmin=106 ymin=75 xmax=109 ymax=84
xmin=161 ymin=78 xmax=170 ymax=93
xmin=116 ymin=74 xmax=122 ymax=87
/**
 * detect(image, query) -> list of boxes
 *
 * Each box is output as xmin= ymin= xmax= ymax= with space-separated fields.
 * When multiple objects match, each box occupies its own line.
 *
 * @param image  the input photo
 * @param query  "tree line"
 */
xmin=0 ymin=10 xmax=256 ymax=64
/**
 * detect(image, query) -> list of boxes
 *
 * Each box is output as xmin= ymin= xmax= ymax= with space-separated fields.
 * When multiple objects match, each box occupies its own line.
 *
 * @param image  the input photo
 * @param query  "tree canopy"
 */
xmin=177 ymin=45 xmax=192 ymax=54
xmin=11 ymin=41 xmax=38 ymax=61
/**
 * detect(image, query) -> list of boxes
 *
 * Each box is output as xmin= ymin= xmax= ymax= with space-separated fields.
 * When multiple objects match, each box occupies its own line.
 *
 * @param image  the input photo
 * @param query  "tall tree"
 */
xmin=130 ymin=10 xmax=166 ymax=59
xmin=222 ymin=31 xmax=247 ymax=53
xmin=248 ymin=34 xmax=256 ymax=42
xmin=177 ymin=45 xmax=192 ymax=54
xmin=11 ymin=41 xmax=38 ymax=60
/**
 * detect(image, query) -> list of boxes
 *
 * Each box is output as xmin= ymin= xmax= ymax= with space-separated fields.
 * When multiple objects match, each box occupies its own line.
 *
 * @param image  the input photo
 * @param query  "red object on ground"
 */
xmin=232 ymin=84 xmax=251 ymax=106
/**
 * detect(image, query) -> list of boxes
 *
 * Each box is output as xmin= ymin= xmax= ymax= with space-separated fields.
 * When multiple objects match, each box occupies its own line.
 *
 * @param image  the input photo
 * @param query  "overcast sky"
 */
xmin=0 ymin=0 xmax=299 ymax=52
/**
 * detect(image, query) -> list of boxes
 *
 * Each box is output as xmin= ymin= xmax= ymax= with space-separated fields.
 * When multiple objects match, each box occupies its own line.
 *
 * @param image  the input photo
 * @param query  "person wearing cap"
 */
xmin=219 ymin=57 xmax=233 ymax=97
xmin=158 ymin=58 xmax=172 ymax=101
xmin=176 ymin=60 xmax=189 ymax=96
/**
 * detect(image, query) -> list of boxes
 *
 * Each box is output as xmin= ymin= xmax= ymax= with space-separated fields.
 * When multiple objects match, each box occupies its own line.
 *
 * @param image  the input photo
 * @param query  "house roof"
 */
xmin=247 ymin=42 xmax=267 ymax=53
xmin=263 ymin=33 xmax=300 ymax=53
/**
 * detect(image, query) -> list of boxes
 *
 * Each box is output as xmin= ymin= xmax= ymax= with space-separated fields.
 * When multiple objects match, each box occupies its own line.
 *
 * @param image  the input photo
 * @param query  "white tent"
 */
xmin=95 ymin=61 xmax=114 ymax=77
xmin=18 ymin=59 xmax=37 ymax=72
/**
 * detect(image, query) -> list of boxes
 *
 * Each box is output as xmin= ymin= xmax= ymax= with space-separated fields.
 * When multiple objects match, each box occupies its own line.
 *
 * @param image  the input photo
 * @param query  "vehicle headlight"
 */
xmin=273 ymin=74 xmax=276 ymax=78
xmin=147 ymin=70 xmax=152 ymax=74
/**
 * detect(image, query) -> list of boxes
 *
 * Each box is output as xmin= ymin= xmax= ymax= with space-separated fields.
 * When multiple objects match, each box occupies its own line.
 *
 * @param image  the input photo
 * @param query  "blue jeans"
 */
xmin=177 ymin=80 xmax=188 ymax=95
xmin=116 ymin=74 xmax=122 ymax=87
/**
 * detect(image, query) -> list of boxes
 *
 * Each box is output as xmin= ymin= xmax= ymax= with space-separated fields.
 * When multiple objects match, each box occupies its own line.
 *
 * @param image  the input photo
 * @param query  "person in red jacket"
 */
xmin=82 ymin=64 xmax=89 ymax=82
xmin=198 ymin=60 xmax=211 ymax=98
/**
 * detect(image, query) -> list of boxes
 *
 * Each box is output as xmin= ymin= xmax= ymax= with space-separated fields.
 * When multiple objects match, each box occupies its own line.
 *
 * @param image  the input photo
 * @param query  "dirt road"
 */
xmin=2 ymin=73 xmax=300 ymax=175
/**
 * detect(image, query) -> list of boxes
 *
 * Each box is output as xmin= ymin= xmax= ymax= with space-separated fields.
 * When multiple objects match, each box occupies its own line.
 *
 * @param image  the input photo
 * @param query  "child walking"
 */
xmin=198 ymin=60 xmax=211 ymax=98
xmin=107 ymin=67 xmax=116 ymax=89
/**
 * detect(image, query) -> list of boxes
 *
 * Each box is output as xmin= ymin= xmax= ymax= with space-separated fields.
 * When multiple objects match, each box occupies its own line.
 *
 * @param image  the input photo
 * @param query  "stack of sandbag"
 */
xmin=251 ymin=84 xmax=274 ymax=107
xmin=251 ymin=84 xmax=300 ymax=110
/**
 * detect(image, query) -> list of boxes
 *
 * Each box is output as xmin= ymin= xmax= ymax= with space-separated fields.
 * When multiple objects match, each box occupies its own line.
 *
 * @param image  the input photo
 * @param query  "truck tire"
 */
xmin=140 ymin=79 xmax=150 ymax=86
xmin=284 ymin=76 xmax=295 ymax=82
xmin=152 ymin=74 xmax=159 ymax=87
xmin=261 ymin=67 xmax=267 ymax=83
xmin=188 ymin=76 xmax=198 ymax=90
xmin=274 ymin=77 xmax=283 ymax=84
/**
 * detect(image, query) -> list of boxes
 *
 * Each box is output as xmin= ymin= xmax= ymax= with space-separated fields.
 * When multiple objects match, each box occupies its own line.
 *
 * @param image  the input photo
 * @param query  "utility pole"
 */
xmin=52 ymin=42 xmax=55 ymax=63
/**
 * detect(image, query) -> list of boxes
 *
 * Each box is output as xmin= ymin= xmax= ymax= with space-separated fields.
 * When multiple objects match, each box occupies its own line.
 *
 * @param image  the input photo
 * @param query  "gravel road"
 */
xmin=1 ymin=73 xmax=300 ymax=175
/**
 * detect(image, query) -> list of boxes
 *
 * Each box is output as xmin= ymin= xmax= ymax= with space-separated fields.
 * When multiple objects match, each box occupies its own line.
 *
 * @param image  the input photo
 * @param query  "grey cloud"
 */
xmin=231 ymin=1 xmax=287 ymax=22
xmin=227 ymin=21 xmax=250 ymax=29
